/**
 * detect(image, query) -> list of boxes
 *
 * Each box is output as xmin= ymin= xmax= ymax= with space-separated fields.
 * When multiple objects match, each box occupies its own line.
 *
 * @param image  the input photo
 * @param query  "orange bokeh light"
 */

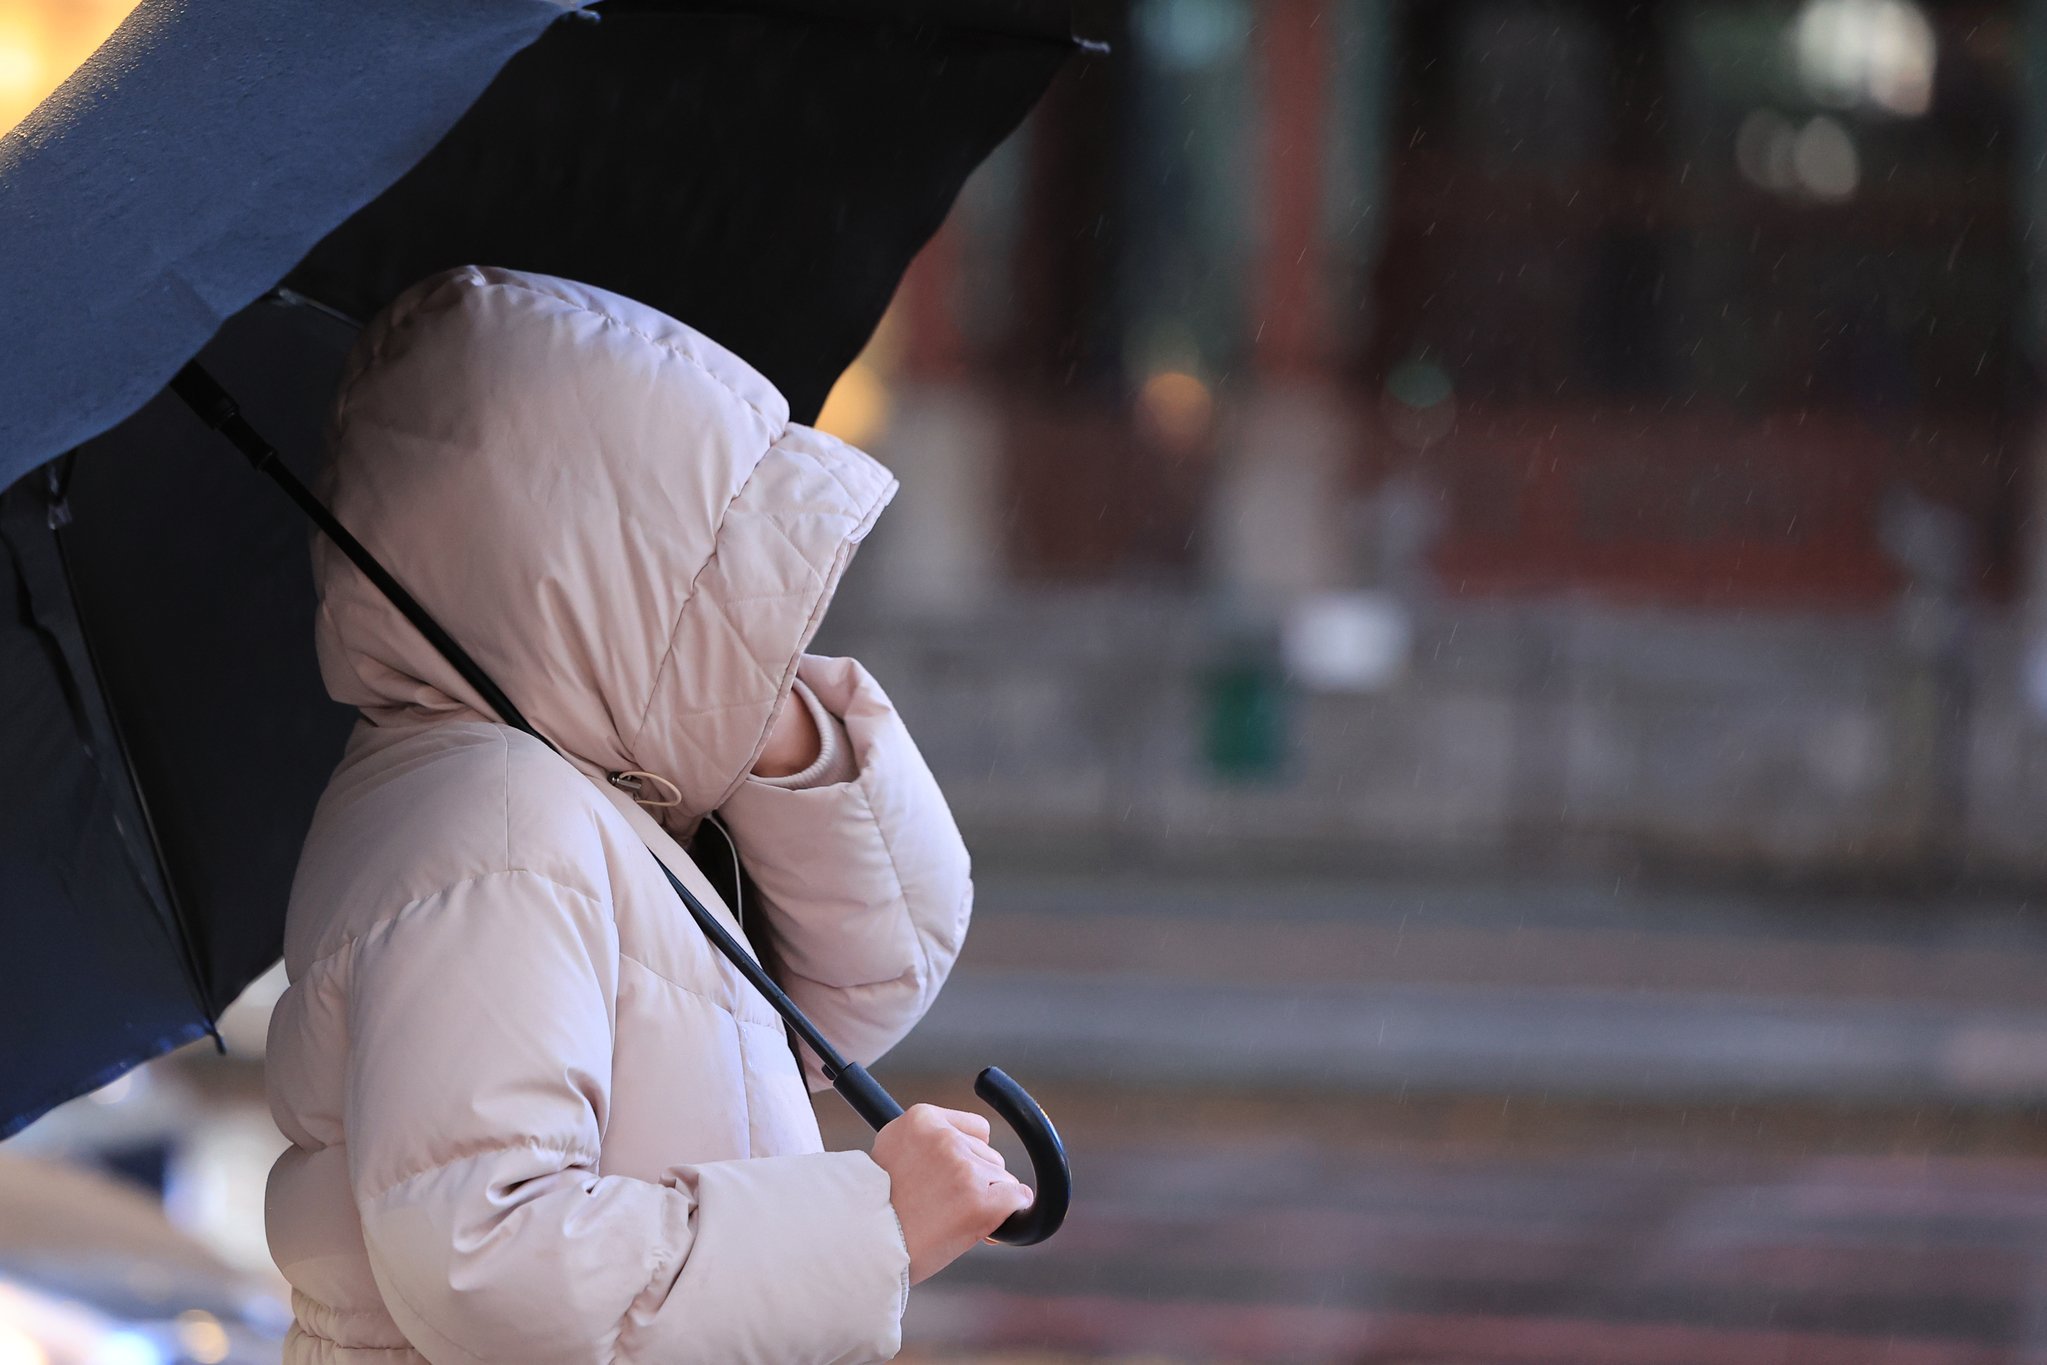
xmin=0 ymin=0 xmax=141 ymax=136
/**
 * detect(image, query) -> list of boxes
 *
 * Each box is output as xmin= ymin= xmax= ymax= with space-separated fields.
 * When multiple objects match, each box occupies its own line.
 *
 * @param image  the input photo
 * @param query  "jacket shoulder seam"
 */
xmin=297 ymin=868 xmax=611 ymax=981
xmin=617 ymin=950 xmax=751 ymax=1017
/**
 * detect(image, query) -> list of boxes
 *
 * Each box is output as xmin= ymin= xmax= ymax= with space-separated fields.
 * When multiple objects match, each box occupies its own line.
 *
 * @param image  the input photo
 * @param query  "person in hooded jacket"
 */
xmin=262 ymin=265 xmax=1031 ymax=1365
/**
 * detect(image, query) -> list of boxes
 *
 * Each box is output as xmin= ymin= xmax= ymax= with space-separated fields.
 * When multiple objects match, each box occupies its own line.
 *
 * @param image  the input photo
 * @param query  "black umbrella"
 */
xmin=0 ymin=0 xmax=1088 ymax=1242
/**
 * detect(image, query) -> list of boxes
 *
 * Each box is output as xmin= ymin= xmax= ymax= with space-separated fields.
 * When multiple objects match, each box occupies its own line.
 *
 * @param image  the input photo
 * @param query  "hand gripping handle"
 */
xmin=830 ymin=1063 xmax=1070 ymax=1247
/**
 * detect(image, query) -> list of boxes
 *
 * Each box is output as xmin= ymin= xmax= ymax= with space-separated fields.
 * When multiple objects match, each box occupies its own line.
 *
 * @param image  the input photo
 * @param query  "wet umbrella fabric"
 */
xmin=0 ymin=0 xmax=1078 ymax=1136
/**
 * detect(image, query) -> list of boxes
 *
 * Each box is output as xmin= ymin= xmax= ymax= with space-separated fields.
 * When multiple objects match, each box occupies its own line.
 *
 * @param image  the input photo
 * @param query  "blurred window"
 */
xmin=1123 ymin=0 xmax=1257 ymax=382
xmin=1363 ymin=0 xmax=2026 ymax=602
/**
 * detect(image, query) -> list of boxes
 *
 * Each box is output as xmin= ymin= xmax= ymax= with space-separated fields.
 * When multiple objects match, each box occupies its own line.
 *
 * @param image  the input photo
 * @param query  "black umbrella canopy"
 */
xmin=294 ymin=0 xmax=1083 ymax=423
xmin=0 ymin=0 xmax=1081 ymax=1135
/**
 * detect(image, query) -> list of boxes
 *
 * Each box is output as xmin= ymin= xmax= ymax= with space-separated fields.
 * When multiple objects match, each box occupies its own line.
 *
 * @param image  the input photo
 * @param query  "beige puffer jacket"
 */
xmin=263 ymin=266 xmax=971 ymax=1365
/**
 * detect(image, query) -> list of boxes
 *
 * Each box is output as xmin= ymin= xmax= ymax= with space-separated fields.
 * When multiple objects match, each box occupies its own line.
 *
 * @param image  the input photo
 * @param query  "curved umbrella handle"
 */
xmin=829 ymin=1062 xmax=1069 ymax=1247
xmin=975 ymin=1066 xmax=1070 ymax=1247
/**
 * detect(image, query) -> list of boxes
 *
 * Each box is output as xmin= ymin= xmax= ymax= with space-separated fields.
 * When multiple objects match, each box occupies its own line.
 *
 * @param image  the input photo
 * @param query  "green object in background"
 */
xmin=1203 ymin=657 xmax=1289 ymax=780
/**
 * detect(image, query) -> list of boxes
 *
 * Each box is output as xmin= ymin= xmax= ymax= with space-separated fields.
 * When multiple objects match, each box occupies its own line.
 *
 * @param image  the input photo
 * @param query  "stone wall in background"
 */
xmin=818 ymin=591 xmax=2047 ymax=888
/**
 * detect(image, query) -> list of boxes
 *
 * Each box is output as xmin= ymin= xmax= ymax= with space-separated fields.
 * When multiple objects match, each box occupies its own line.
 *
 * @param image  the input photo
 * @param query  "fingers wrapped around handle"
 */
xmin=974 ymin=1067 xmax=1070 ymax=1247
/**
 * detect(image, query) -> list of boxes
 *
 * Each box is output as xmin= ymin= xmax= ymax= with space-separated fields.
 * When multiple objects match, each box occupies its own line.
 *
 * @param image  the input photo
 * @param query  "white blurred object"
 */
xmin=0 ymin=1155 xmax=286 ymax=1363
xmin=162 ymin=1110 xmax=287 ymax=1285
xmin=0 ymin=1282 xmax=161 ymax=1365
xmin=0 ymin=1316 xmax=46 ymax=1365
xmin=1791 ymin=115 xmax=1859 ymax=200
xmin=1282 ymin=591 xmax=1411 ymax=693
xmin=1792 ymin=0 xmax=1936 ymax=117
xmin=81 ymin=1334 xmax=157 ymax=1365
xmin=1736 ymin=110 xmax=1861 ymax=201
xmin=213 ymin=962 xmax=287 ymax=1058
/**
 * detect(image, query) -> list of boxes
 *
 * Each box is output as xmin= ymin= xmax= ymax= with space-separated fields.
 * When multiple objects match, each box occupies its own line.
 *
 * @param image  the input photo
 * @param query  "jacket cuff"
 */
xmin=750 ymin=679 xmax=858 ymax=790
xmin=645 ymin=1150 xmax=908 ymax=1362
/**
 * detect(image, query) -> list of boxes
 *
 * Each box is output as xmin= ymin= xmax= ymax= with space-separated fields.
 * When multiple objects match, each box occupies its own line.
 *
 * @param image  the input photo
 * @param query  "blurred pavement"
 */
xmin=890 ymin=872 xmax=2047 ymax=1105
xmin=852 ymin=871 xmax=2047 ymax=1363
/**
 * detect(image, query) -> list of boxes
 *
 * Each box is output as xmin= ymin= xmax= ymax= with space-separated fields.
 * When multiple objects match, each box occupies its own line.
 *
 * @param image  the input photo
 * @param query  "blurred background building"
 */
xmin=15 ymin=2 xmax=2047 ymax=1362
xmin=829 ymin=0 xmax=2047 ymax=888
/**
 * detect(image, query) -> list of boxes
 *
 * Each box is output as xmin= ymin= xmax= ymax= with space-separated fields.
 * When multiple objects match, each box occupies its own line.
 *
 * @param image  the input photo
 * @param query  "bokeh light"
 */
xmin=815 ymin=358 xmax=891 ymax=449
xmin=84 ymin=1332 xmax=160 ymax=1365
xmin=0 ymin=1323 xmax=44 ymax=1365
xmin=0 ymin=1 xmax=141 ymax=136
xmin=1737 ymin=108 xmax=1862 ymax=201
xmin=1792 ymin=113 xmax=1860 ymax=198
xmin=1382 ymin=358 xmax=1457 ymax=449
xmin=1136 ymin=368 xmax=1214 ymax=452
xmin=1793 ymin=0 xmax=1937 ymax=117
xmin=174 ymin=1311 xmax=228 ymax=1365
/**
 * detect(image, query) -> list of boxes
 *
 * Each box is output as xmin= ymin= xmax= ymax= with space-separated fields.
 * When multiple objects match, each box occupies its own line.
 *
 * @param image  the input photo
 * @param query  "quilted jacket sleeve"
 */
xmin=342 ymin=867 xmax=909 ymax=1365
xmin=717 ymin=654 xmax=973 ymax=1090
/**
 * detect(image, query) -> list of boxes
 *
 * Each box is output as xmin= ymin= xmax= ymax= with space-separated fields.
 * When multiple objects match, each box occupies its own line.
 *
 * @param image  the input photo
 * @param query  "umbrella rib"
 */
xmin=45 ymin=462 xmax=222 ymax=1037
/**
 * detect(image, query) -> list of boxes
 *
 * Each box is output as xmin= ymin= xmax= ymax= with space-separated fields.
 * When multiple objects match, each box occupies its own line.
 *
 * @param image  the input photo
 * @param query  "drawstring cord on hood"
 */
xmin=608 ymin=769 xmax=684 ymax=807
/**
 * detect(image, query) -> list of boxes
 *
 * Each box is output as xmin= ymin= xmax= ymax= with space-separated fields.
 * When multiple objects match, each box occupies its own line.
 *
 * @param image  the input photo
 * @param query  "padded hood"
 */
xmin=312 ymin=265 xmax=896 ymax=823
